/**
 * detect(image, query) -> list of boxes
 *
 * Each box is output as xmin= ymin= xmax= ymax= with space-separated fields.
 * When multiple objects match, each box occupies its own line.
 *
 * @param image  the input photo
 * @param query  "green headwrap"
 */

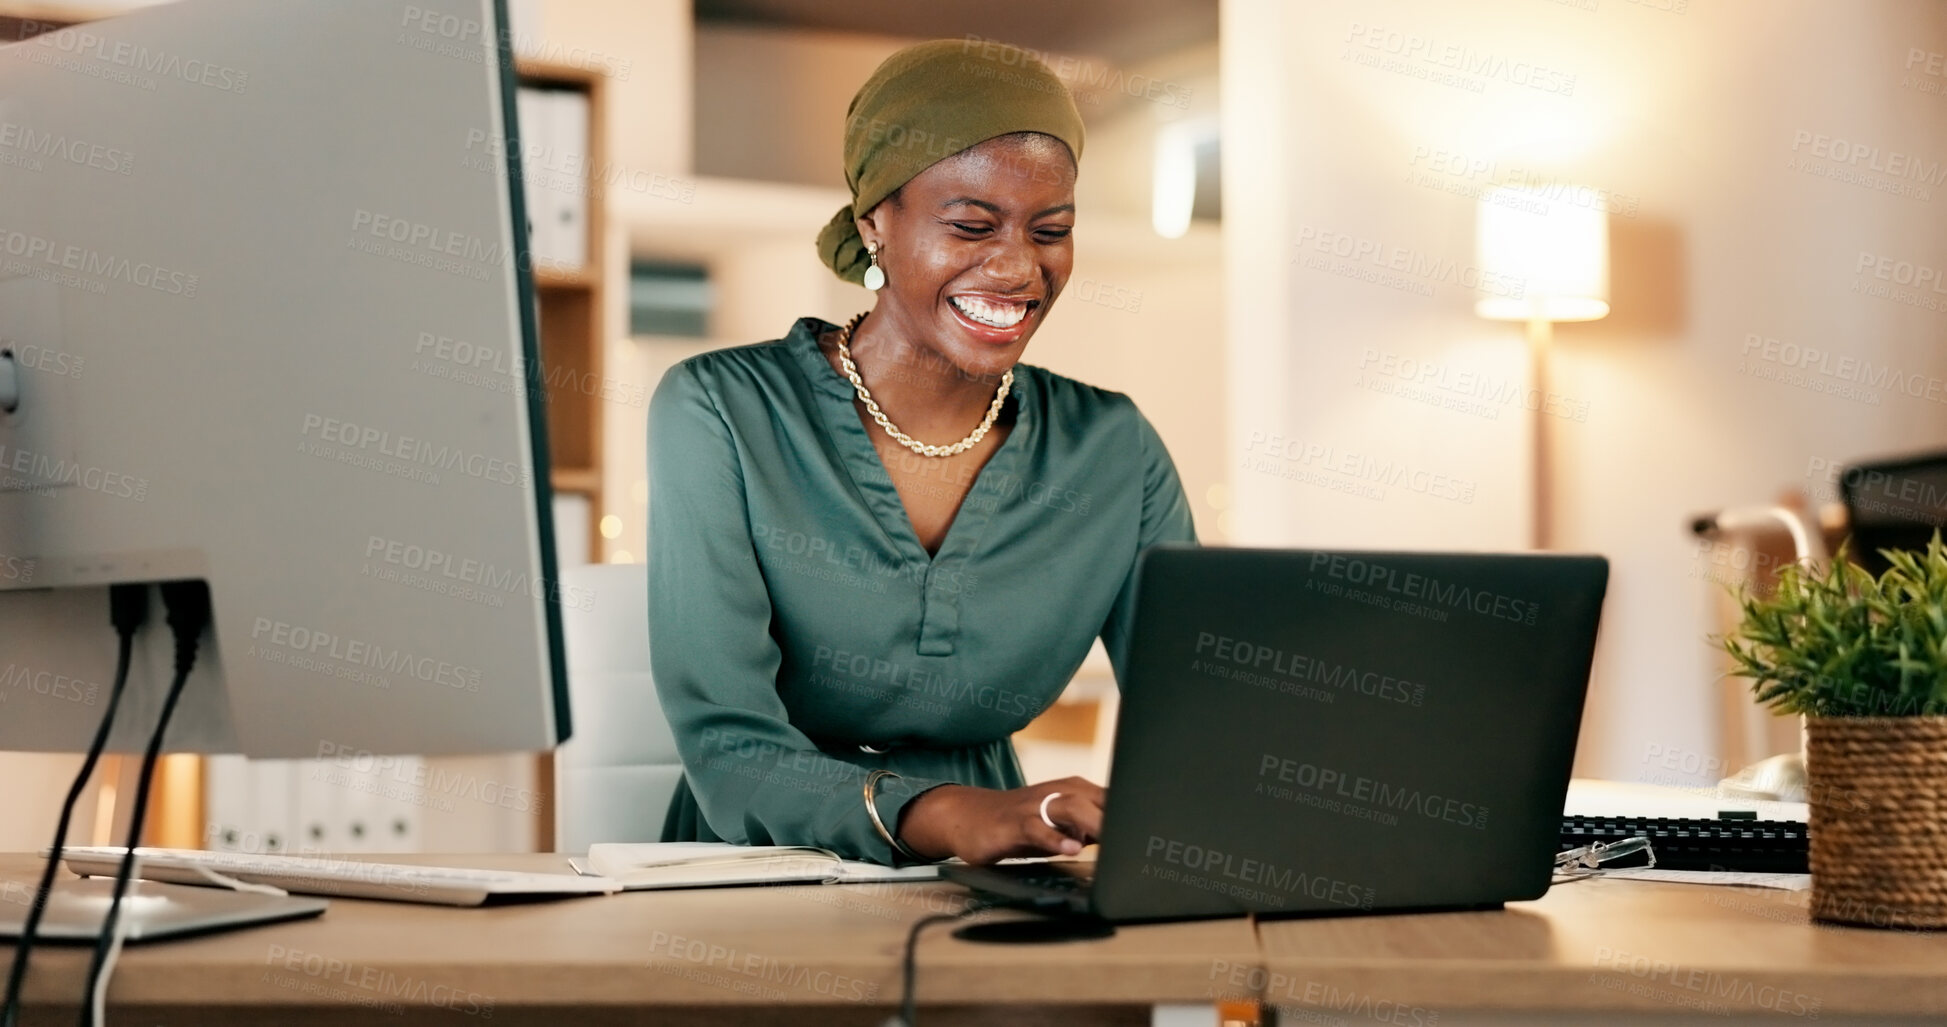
xmin=815 ymin=38 xmax=1087 ymax=286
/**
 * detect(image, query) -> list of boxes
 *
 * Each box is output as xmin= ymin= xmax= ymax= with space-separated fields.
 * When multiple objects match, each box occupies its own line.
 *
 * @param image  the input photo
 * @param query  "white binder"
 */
xmin=553 ymin=492 xmax=591 ymax=566
xmin=514 ymin=86 xmax=555 ymax=267
xmin=542 ymin=88 xmax=589 ymax=270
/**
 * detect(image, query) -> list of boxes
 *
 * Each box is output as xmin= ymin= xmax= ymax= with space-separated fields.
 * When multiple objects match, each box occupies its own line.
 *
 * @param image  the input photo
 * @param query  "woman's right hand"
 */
xmin=895 ymin=777 xmax=1107 ymax=865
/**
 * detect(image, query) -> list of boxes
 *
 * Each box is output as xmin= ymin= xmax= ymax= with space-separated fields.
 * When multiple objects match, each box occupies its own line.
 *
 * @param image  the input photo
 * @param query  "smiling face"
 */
xmin=854 ymin=132 xmax=1078 ymax=381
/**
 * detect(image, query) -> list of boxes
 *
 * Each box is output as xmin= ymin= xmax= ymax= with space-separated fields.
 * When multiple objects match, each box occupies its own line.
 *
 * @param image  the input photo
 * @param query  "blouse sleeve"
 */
xmin=646 ymin=361 xmax=945 ymax=864
xmin=1100 ymin=407 xmax=1199 ymax=687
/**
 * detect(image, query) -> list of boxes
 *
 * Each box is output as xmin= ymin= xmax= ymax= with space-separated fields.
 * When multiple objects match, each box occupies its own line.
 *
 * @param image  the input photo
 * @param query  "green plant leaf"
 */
xmin=1716 ymin=534 xmax=1947 ymax=718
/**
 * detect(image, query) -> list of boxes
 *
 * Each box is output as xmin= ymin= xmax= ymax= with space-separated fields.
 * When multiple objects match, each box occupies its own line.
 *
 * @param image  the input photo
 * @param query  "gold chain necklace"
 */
xmin=834 ymin=312 xmax=1013 ymax=458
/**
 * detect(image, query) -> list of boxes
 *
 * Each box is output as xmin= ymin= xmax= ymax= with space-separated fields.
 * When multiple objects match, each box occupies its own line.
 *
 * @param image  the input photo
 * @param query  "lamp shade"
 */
xmin=1474 ymin=186 xmax=1609 ymax=322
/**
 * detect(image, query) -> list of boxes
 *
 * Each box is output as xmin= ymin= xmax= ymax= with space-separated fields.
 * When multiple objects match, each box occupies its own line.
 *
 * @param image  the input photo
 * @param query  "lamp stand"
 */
xmin=1526 ymin=318 xmax=1552 ymax=550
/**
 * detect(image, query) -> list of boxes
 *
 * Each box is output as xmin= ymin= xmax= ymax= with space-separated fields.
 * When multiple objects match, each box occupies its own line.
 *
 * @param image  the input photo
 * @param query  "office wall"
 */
xmin=529 ymin=0 xmax=690 ymax=181
xmin=693 ymin=26 xmax=904 ymax=191
xmin=1224 ymin=0 xmax=1947 ymax=781
xmin=692 ymin=25 xmax=1220 ymax=229
xmin=0 ymin=754 xmax=90 ymax=850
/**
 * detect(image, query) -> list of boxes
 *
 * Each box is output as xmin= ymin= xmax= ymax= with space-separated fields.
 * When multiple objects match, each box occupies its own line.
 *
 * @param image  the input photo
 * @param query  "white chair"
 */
xmin=1691 ymin=505 xmax=1825 ymax=802
xmin=552 ymin=562 xmax=684 ymax=854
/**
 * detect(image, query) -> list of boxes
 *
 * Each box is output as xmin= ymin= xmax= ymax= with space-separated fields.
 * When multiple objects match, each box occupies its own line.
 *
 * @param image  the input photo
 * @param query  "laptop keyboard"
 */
xmin=1007 ymin=868 xmax=1095 ymax=893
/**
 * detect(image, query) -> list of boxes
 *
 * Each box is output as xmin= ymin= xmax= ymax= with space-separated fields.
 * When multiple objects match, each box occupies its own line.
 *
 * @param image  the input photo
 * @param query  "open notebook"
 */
xmin=579 ymin=842 xmax=943 ymax=890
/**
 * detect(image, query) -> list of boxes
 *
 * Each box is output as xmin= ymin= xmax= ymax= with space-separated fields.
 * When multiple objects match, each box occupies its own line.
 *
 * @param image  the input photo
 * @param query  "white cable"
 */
xmin=187 ymin=864 xmax=289 ymax=898
xmin=89 ymin=854 xmax=140 ymax=1027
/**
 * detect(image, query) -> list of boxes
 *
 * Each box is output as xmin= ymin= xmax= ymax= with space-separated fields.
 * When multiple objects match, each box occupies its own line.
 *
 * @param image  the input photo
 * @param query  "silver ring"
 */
xmin=1038 ymin=791 xmax=1063 ymax=830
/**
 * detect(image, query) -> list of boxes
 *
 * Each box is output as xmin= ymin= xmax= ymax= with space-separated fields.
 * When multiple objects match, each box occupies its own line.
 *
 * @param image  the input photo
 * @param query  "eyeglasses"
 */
xmin=1553 ymin=836 xmax=1655 ymax=881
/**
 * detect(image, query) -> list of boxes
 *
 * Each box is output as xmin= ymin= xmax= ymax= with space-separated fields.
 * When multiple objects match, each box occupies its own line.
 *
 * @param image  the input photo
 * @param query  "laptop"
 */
xmin=943 ymin=545 xmax=1609 ymax=923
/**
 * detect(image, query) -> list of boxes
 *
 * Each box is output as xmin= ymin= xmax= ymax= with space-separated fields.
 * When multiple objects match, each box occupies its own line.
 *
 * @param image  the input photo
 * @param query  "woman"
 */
xmin=648 ymin=39 xmax=1196 ymax=865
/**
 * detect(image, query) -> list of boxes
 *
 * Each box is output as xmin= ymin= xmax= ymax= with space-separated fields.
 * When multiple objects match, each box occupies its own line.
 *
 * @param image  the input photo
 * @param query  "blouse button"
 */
xmin=859 ymin=743 xmax=889 ymax=754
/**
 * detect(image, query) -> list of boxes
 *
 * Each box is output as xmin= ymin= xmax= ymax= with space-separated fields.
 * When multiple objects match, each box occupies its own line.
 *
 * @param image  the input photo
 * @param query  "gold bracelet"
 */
xmin=863 ymin=769 xmax=927 ymax=861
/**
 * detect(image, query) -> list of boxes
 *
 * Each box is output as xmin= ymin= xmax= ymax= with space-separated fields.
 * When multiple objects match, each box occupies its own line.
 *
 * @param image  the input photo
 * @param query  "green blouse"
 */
xmin=647 ymin=316 xmax=1197 ymax=863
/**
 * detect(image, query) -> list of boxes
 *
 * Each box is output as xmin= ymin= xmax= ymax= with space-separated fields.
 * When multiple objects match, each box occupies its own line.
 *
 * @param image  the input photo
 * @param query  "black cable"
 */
xmin=78 ymin=581 xmax=211 ymax=1027
xmin=0 ymin=585 xmax=148 ymax=1027
xmin=886 ymin=900 xmax=994 ymax=1027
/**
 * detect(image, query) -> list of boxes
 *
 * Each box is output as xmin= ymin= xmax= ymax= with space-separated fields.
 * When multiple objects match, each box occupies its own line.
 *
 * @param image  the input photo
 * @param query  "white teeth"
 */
xmin=951 ymin=295 xmax=1028 ymax=329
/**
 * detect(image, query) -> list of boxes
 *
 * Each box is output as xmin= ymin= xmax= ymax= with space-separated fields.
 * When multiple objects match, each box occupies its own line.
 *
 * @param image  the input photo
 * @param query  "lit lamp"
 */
xmin=1151 ymin=122 xmax=1197 ymax=239
xmin=1152 ymin=118 xmax=1217 ymax=240
xmin=1474 ymin=186 xmax=1609 ymax=548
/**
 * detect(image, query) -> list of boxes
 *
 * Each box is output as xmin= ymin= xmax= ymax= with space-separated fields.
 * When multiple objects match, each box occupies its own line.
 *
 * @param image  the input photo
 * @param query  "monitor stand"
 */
xmin=1 ymin=877 xmax=327 ymax=944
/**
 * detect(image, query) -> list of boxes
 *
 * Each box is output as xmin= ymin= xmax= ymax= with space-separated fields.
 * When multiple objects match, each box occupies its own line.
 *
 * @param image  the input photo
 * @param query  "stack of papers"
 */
xmin=582 ymin=843 xmax=941 ymax=891
xmin=1598 ymin=867 xmax=1810 ymax=891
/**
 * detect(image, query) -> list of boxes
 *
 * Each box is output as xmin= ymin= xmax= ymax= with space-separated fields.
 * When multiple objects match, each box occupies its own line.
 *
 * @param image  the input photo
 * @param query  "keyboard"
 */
xmin=1559 ymin=816 xmax=1809 ymax=874
xmin=938 ymin=861 xmax=1097 ymax=915
xmin=983 ymin=865 xmax=1094 ymax=894
xmin=58 ymin=847 xmax=622 ymax=907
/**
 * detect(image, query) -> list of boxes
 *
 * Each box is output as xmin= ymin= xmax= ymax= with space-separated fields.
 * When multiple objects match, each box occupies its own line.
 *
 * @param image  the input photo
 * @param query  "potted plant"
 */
xmin=1722 ymin=531 xmax=1947 ymax=930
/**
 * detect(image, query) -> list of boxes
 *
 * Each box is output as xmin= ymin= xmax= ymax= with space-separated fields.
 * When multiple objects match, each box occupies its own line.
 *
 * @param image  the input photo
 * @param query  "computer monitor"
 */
xmin=0 ymin=0 xmax=571 ymax=758
xmin=1839 ymin=451 xmax=1947 ymax=576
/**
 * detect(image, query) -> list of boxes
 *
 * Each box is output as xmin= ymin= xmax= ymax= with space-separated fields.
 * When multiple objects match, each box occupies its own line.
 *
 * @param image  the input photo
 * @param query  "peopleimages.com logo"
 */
xmin=1 ymin=554 xmax=36 ymax=584
xmin=0 ymin=444 xmax=150 ymax=501
xmin=298 ymin=413 xmax=529 ymax=489
xmin=0 ymin=121 xmax=134 ymax=175
xmin=364 ymin=535 xmax=595 ymax=612
xmin=315 ymin=741 xmax=541 ymax=816
xmin=1194 ymin=632 xmax=1424 ymax=705
xmin=1258 ymin=754 xmax=1488 ymax=829
xmin=10 ymin=21 xmax=250 ymax=92
xmin=1145 ymin=835 xmax=1376 ymax=910
xmin=1591 ymin=947 xmax=1821 ymax=1017
xmin=0 ymin=227 xmax=199 ymax=296
xmin=1309 ymin=552 xmax=1540 ymax=626
xmin=249 ymin=618 xmax=481 ymax=693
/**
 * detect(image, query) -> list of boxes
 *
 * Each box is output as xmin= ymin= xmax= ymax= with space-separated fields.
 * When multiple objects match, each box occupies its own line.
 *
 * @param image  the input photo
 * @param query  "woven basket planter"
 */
xmin=1806 ymin=716 xmax=1947 ymax=929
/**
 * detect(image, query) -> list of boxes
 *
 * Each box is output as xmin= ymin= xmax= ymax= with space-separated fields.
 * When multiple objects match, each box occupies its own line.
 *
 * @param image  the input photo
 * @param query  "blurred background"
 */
xmin=3 ymin=0 xmax=1944 ymax=854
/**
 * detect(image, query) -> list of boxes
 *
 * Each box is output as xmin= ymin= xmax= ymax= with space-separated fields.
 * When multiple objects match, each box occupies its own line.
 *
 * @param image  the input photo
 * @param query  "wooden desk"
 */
xmin=1 ymin=854 xmax=1256 ymax=1026
xmin=8 ymin=856 xmax=1947 ymax=1026
xmin=1253 ymin=876 xmax=1947 ymax=1025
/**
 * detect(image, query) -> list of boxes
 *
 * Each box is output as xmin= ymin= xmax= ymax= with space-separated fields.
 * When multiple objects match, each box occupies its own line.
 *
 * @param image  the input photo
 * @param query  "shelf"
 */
xmin=516 ymin=49 xmax=615 ymax=858
xmin=515 ymin=58 xmax=601 ymax=88
xmin=534 ymin=266 xmax=596 ymax=291
xmin=551 ymin=468 xmax=601 ymax=494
